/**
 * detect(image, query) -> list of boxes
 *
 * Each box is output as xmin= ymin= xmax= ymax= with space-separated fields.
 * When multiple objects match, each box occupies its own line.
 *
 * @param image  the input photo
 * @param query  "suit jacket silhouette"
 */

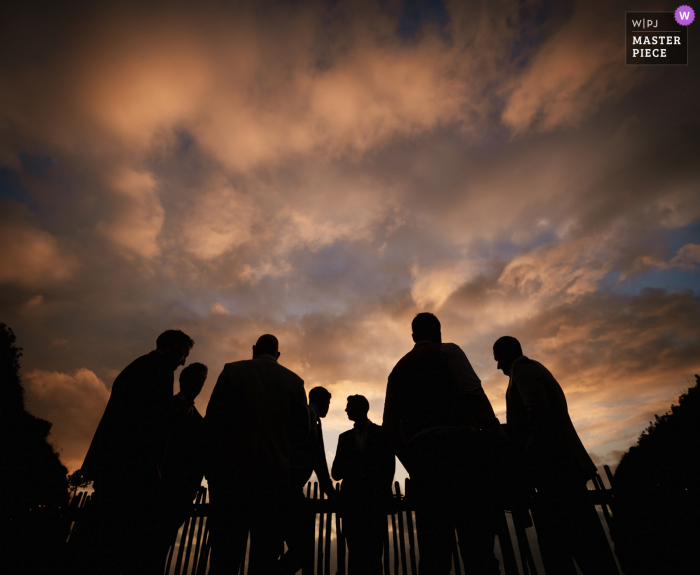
xmin=506 ymin=356 xmax=596 ymax=482
xmin=291 ymin=403 xmax=333 ymax=492
xmin=206 ymin=355 xmax=309 ymax=489
xmin=332 ymin=422 xmax=395 ymax=500
xmin=161 ymin=393 xmax=206 ymax=504
xmin=82 ymin=350 xmax=174 ymax=487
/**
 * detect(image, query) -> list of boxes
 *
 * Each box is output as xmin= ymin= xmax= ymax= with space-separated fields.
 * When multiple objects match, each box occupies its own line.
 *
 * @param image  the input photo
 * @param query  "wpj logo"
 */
xmin=674 ymin=5 xmax=695 ymax=25
xmin=625 ymin=8 xmax=692 ymax=65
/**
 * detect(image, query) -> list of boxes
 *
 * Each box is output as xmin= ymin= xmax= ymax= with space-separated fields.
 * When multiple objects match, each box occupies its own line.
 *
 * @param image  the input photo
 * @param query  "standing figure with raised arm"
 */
xmin=383 ymin=313 xmax=503 ymax=575
xmin=332 ymin=395 xmax=395 ymax=575
xmin=493 ymin=336 xmax=618 ymax=575
xmin=206 ymin=334 xmax=309 ymax=575
xmin=78 ymin=329 xmax=194 ymax=575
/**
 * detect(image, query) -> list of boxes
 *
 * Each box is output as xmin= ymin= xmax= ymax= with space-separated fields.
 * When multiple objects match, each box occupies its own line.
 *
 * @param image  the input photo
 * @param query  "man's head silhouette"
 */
xmin=412 ymin=312 xmax=442 ymax=344
xmin=252 ymin=334 xmax=280 ymax=360
xmin=179 ymin=362 xmax=208 ymax=401
xmin=345 ymin=394 xmax=369 ymax=423
xmin=156 ymin=330 xmax=194 ymax=370
xmin=309 ymin=386 xmax=332 ymax=417
xmin=493 ymin=336 xmax=523 ymax=377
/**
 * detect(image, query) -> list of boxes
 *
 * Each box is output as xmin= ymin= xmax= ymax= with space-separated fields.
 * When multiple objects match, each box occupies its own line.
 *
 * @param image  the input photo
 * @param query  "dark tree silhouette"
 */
xmin=613 ymin=375 xmax=700 ymax=575
xmin=0 ymin=323 xmax=69 ymax=573
xmin=67 ymin=468 xmax=91 ymax=496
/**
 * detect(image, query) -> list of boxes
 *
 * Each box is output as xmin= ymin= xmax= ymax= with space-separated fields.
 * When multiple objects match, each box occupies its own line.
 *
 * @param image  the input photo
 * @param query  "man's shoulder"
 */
xmin=124 ymin=350 xmax=160 ymax=369
xmin=512 ymin=356 xmax=546 ymax=377
xmin=223 ymin=358 xmax=303 ymax=384
xmin=339 ymin=428 xmax=355 ymax=440
xmin=113 ymin=351 xmax=164 ymax=388
xmin=389 ymin=346 xmax=429 ymax=375
xmin=439 ymin=342 xmax=462 ymax=353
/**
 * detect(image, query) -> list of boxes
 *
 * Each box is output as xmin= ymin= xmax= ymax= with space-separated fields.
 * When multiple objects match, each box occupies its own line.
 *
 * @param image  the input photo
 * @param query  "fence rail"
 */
xmin=64 ymin=464 xmax=620 ymax=575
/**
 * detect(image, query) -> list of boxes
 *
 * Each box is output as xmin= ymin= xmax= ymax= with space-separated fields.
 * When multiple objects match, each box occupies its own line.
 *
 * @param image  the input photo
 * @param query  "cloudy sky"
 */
xmin=1 ymin=0 xmax=698 ymax=481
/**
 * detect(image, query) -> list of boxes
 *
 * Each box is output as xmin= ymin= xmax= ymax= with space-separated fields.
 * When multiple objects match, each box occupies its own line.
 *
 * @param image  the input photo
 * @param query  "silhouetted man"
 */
xmin=279 ymin=386 xmax=334 ymax=574
xmin=304 ymin=386 xmax=335 ymax=496
xmin=206 ymin=334 xmax=309 ymax=575
xmin=333 ymin=395 xmax=395 ymax=575
xmin=147 ymin=362 xmax=209 ymax=571
xmin=493 ymin=336 xmax=618 ymax=575
xmin=79 ymin=329 xmax=194 ymax=575
xmin=383 ymin=313 xmax=502 ymax=575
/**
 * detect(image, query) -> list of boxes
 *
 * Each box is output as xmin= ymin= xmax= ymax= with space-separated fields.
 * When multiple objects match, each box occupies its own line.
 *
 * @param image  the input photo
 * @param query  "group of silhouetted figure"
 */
xmin=71 ymin=312 xmax=620 ymax=575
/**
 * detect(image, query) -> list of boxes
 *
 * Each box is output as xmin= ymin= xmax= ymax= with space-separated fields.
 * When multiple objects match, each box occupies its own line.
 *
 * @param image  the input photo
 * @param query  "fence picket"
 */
xmin=393 ymin=481 xmax=409 ymax=575
xmin=390 ymin=492 xmax=400 ymax=575
xmin=64 ymin=473 xmax=625 ymax=575
xmin=335 ymin=483 xmax=345 ymax=575
xmin=403 ymin=479 xmax=418 ymax=575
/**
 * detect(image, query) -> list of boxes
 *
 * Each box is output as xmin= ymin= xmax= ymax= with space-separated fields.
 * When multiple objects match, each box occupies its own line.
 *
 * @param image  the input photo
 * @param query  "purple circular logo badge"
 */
xmin=675 ymin=5 xmax=695 ymax=25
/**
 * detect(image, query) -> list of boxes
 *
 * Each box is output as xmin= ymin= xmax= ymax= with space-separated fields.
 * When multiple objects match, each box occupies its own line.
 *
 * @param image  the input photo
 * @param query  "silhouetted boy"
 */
xmin=279 ymin=386 xmax=334 ymax=574
xmin=78 ymin=329 xmax=194 ymax=575
xmin=296 ymin=386 xmax=335 ymax=496
xmin=206 ymin=334 xmax=309 ymax=575
xmin=383 ymin=313 xmax=502 ymax=575
xmin=493 ymin=335 xmax=618 ymax=575
xmin=332 ymin=395 xmax=395 ymax=575
xmin=146 ymin=362 xmax=209 ymax=571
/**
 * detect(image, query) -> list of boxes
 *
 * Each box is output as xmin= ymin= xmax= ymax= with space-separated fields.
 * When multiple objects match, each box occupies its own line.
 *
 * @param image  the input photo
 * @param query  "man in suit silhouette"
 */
xmin=383 ymin=313 xmax=502 ymax=575
xmin=305 ymin=386 xmax=335 ymax=496
xmin=279 ymin=386 xmax=334 ymax=574
xmin=79 ymin=329 xmax=194 ymax=575
xmin=147 ymin=362 xmax=209 ymax=570
xmin=493 ymin=336 xmax=618 ymax=575
xmin=332 ymin=395 xmax=395 ymax=575
xmin=206 ymin=334 xmax=309 ymax=575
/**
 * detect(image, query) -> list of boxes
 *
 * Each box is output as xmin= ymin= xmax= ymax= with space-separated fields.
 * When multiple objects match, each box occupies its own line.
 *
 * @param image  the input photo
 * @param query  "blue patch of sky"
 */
xmin=0 ymin=166 xmax=40 ymax=212
xmin=509 ymin=2 xmax=551 ymax=66
xmin=599 ymin=221 xmax=700 ymax=296
xmin=396 ymin=0 xmax=450 ymax=39
xmin=465 ymin=228 xmax=561 ymax=264
xmin=509 ymin=1 xmax=576 ymax=68
xmin=609 ymin=268 xmax=699 ymax=297
xmin=19 ymin=152 xmax=54 ymax=180
xmin=175 ymin=130 xmax=195 ymax=154
xmin=665 ymin=220 xmax=700 ymax=253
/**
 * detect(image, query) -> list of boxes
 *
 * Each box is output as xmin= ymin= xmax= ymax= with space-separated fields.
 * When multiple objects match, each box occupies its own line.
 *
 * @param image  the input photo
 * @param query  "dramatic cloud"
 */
xmin=0 ymin=0 xmax=698 ymax=481
xmin=24 ymin=368 xmax=110 ymax=472
xmin=0 ymin=204 xmax=76 ymax=286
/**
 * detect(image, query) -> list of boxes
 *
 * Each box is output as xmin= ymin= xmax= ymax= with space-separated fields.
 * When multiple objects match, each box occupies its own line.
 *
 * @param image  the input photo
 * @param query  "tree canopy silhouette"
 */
xmin=613 ymin=374 xmax=700 ymax=575
xmin=0 ymin=323 xmax=68 ymax=536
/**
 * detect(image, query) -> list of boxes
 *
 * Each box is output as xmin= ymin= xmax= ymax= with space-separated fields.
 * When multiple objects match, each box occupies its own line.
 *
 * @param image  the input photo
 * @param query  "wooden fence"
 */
xmin=64 ymin=465 xmax=620 ymax=575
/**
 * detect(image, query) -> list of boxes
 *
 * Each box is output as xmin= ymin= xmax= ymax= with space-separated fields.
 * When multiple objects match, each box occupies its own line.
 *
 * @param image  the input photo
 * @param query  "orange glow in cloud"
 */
xmin=0 ymin=0 xmax=697 ymax=479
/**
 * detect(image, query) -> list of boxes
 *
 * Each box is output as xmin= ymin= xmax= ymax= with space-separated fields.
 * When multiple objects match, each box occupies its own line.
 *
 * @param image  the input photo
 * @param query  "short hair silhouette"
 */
xmin=493 ymin=336 xmax=523 ymax=357
xmin=179 ymin=362 xmax=208 ymax=392
xmin=254 ymin=334 xmax=279 ymax=356
xmin=412 ymin=312 xmax=441 ymax=340
xmin=157 ymin=329 xmax=194 ymax=349
xmin=347 ymin=394 xmax=369 ymax=413
xmin=309 ymin=386 xmax=331 ymax=405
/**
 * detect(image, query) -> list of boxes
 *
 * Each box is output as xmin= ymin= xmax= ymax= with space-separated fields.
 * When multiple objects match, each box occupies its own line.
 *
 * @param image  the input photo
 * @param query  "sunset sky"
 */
xmin=1 ymin=0 xmax=698 ymax=482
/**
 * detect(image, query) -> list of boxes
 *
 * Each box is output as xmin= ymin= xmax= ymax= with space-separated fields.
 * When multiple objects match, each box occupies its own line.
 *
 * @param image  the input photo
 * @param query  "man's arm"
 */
xmin=205 ymin=365 xmax=239 ymax=456
xmin=512 ymin=361 xmax=557 ymax=454
xmin=314 ymin=424 xmax=335 ymax=497
xmin=441 ymin=343 xmax=501 ymax=432
xmin=291 ymin=378 xmax=311 ymax=440
xmin=382 ymin=376 xmax=414 ymax=474
xmin=376 ymin=427 xmax=396 ymax=488
xmin=331 ymin=434 xmax=351 ymax=481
